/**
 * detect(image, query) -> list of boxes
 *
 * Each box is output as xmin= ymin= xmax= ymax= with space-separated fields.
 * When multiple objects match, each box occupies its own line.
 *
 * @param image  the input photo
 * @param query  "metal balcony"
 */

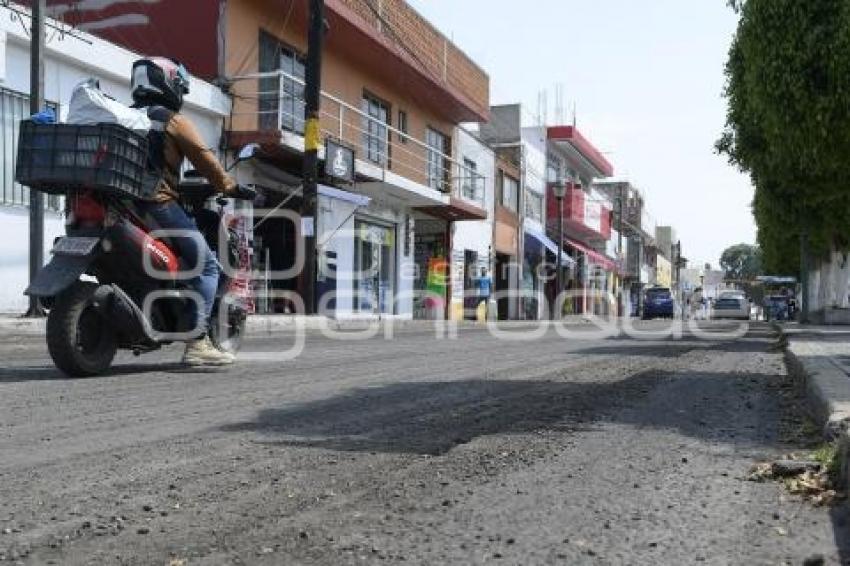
xmin=229 ymin=69 xmax=487 ymax=218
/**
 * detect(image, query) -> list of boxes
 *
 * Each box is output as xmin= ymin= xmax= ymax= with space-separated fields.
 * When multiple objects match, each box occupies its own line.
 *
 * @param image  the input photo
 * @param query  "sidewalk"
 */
xmin=778 ymin=322 xmax=850 ymax=489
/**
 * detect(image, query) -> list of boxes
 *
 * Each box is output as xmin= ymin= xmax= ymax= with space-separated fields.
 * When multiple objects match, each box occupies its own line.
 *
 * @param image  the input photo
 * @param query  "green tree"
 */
xmin=720 ymin=244 xmax=763 ymax=281
xmin=717 ymin=0 xmax=850 ymax=274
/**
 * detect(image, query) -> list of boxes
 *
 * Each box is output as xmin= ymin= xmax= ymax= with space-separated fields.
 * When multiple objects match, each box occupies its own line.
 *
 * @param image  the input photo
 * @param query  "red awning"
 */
xmin=564 ymin=237 xmax=617 ymax=272
xmin=547 ymin=126 xmax=614 ymax=178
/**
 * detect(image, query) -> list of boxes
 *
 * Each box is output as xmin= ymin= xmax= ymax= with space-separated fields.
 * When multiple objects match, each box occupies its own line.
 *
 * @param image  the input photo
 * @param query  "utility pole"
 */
xmin=26 ymin=0 xmax=46 ymax=318
xmin=557 ymin=194 xmax=564 ymax=320
xmin=800 ymin=229 xmax=809 ymax=323
xmin=301 ymin=0 xmax=325 ymax=315
xmin=675 ymin=240 xmax=683 ymax=320
xmin=617 ymin=184 xmax=624 ymax=317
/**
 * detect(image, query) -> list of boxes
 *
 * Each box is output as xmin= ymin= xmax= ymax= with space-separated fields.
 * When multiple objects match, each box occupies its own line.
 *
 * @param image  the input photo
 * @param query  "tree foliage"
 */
xmin=720 ymin=243 xmax=763 ymax=281
xmin=717 ymin=0 xmax=850 ymax=273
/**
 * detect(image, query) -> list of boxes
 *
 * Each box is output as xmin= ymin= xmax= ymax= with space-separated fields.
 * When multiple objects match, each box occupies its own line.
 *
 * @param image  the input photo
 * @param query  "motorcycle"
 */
xmin=24 ymin=175 xmax=255 ymax=377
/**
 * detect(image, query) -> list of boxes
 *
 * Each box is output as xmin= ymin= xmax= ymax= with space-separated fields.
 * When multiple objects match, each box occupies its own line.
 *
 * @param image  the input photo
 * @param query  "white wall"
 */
xmin=0 ymin=5 xmax=230 ymax=312
xmin=521 ymin=126 xmax=547 ymax=196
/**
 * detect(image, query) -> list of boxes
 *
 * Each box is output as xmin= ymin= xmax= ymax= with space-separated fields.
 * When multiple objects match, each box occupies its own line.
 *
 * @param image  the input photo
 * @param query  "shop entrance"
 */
xmin=413 ymin=218 xmax=449 ymax=319
xmin=354 ymin=219 xmax=396 ymax=315
xmin=252 ymin=190 xmax=301 ymax=314
xmin=495 ymin=253 xmax=512 ymax=320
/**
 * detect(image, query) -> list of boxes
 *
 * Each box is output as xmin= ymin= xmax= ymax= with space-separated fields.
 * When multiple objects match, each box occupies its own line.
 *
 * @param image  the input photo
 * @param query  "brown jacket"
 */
xmin=154 ymin=112 xmax=236 ymax=202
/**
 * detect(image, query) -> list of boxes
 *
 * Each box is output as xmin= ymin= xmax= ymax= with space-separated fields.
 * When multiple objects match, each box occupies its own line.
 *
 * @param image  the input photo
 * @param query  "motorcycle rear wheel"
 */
xmin=47 ymin=282 xmax=117 ymax=377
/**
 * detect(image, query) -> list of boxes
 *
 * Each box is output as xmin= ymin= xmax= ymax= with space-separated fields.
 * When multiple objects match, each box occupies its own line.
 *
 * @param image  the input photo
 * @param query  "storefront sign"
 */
xmin=324 ymin=139 xmax=355 ymax=183
xmin=451 ymin=250 xmax=466 ymax=300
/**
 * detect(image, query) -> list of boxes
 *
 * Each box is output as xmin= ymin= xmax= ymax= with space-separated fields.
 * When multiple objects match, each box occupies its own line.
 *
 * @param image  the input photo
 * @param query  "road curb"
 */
xmin=776 ymin=322 xmax=850 ymax=492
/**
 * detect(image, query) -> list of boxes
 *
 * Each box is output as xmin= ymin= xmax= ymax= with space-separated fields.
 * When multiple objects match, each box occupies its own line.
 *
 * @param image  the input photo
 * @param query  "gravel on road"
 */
xmin=0 ymin=321 xmax=847 ymax=565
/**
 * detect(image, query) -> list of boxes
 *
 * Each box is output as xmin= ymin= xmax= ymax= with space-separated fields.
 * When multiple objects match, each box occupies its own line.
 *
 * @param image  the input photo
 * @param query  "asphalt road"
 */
xmin=0 ymin=320 xmax=848 ymax=565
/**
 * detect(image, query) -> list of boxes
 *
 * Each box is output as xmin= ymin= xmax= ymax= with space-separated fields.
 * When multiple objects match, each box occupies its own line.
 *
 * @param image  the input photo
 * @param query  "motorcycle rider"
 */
xmin=130 ymin=56 xmax=254 ymax=366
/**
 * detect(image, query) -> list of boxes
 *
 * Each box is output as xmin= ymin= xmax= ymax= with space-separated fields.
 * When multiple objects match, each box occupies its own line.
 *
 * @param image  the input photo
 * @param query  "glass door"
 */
xmin=354 ymin=220 xmax=396 ymax=314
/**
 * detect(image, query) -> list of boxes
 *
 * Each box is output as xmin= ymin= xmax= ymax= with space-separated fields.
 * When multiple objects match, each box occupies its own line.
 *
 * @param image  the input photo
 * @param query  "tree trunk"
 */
xmin=809 ymin=246 xmax=850 ymax=314
xmin=834 ymin=249 xmax=850 ymax=308
xmin=809 ymin=266 xmax=822 ymax=314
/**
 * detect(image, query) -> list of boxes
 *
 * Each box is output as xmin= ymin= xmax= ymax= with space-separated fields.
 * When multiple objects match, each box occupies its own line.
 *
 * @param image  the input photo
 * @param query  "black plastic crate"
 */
xmin=15 ymin=121 xmax=150 ymax=199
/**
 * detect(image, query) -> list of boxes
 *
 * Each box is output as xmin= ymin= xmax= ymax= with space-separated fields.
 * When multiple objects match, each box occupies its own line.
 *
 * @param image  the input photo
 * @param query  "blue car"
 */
xmin=643 ymin=287 xmax=675 ymax=319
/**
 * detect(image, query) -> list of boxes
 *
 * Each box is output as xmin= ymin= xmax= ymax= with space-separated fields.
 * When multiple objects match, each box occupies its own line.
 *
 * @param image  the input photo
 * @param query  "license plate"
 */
xmin=52 ymin=236 xmax=100 ymax=256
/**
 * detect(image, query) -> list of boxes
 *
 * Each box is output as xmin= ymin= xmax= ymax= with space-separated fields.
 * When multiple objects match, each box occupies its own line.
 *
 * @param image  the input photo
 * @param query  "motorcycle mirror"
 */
xmin=237 ymin=143 xmax=260 ymax=162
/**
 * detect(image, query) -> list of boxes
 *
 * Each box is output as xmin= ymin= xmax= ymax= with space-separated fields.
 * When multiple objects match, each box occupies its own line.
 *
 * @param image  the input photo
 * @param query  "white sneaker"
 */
xmin=182 ymin=336 xmax=235 ymax=366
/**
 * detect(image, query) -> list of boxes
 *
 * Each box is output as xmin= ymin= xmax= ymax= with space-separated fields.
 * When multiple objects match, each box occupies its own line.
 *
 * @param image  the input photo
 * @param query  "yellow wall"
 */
xmin=656 ymin=256 xmax=672 ymax=287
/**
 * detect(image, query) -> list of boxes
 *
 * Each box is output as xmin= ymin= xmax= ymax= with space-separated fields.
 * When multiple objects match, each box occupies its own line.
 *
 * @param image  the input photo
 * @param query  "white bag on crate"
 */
xmin=66 ymin=78 xmax=151 ymax=132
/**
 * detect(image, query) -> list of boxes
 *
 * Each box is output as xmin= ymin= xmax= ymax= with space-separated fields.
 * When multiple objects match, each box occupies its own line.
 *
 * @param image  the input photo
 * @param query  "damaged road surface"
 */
xmin=1 ymin=321 xmax=848 ymax=564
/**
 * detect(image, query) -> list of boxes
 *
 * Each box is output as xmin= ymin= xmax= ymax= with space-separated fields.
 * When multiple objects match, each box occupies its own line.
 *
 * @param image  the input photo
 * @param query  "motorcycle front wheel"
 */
xmin=47 ymin=282 xmax=117 ymax=377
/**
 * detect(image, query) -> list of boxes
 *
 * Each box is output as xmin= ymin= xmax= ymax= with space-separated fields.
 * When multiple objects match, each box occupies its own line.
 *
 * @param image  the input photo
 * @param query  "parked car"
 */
xmin=712 ymin=291 xmax=750 ymax=320
xmin=643 ymin=287 xmax=675 ymax=319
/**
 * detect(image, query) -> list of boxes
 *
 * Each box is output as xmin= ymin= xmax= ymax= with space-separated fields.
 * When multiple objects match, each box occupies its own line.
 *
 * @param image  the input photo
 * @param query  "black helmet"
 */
xmin=131 ymin=57 xmax=190 ymax=112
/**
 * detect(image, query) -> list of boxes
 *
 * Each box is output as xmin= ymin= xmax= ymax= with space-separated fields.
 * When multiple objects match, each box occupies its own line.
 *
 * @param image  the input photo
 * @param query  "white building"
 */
xmin=448 ymin=126 xmax=495 ymax=320
xmin=520 ymin=125 xmax=549 ymax=320
xmin=0 ymin=5 xmax=230 ymax=312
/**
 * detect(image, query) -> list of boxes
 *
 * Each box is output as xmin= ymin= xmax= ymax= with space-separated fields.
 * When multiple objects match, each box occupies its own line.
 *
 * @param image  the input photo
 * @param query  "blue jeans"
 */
xmin=139 ymin=201 xmax=220 ymax=333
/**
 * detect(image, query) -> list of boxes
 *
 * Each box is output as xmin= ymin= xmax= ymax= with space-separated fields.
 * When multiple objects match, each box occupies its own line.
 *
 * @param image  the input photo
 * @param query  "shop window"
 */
xmin=258 ymin=30 xmax=306 ymax=133
xmin=426 ymin=127 xmax=450 ymax=192
xmin=362 ymin=92 xmax=390 ymax=166
xmin=0 ymin=87 xmax=60 ymax=211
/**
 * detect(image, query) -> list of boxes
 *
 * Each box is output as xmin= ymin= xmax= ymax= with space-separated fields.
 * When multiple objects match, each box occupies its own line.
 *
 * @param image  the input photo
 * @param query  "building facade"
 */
xmin=594 ymin=179 xmax=657 ymax=316
xmin=448 ymin=126 xmax=495 ymax=320
xmin=545 ymin=125 xmax=615 ymax=317
xmin=57 ymin=0 xmax=492 ymax=319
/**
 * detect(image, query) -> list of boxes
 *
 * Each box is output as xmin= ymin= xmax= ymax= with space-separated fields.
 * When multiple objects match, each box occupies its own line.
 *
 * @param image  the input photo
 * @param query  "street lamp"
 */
xmin=552 ymin=181 xmax=568 ymax=320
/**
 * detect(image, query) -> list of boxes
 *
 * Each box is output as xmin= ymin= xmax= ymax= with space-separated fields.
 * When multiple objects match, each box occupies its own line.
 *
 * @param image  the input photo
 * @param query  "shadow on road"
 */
xmin=0 ymin=362 xmax=189 ymax=382
xmin=221 ymin=367 xmax=795 ymax=457
xmin=221 ymin=359 xmax=850 ymax=560
xmin=573 ymin=344 xmax=700 ymax=357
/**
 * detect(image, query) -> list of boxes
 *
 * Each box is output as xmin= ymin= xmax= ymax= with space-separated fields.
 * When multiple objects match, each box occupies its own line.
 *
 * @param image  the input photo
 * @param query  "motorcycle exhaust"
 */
xmin=91 ymin=284 xmax=159 ymax=347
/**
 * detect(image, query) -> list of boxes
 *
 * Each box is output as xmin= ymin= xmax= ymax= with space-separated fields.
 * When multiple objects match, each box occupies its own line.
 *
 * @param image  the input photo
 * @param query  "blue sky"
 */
xmin=407 ymin=0 xmax=755 ymax=268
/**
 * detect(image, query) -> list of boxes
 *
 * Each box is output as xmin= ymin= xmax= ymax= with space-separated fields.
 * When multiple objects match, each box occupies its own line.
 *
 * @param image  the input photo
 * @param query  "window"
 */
xmin=546 ymin=154 xmax=561 ymax=183
xmin=258 ymin=30 xmax=306 ymax=133
xmin=397 ymin=110 xmax=408 ymax=143
xmin=525 ymin=189 xmax=543 ymax=223
xmin=362 ymin=92 xmax=390 ymax=166
xmin=426 ymin=127 xmax=450 ymax=192
xmin=499 ymin=171 xmax=519 ymax=212
xmin=1 ymin=87 xmax=60 ymax=211
xmin=461 ymin=158 xmax=481 ymax=202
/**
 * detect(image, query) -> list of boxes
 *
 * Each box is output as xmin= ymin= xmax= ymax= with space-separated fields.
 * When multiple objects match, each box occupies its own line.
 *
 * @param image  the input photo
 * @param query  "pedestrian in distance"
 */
xmin=475 ymin=267 xmax=493 ymax=321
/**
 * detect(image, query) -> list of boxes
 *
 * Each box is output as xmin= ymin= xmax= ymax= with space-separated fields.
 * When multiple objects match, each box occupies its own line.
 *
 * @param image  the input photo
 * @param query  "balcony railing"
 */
xmin=230 ymin=70 xmax=486 ymax=206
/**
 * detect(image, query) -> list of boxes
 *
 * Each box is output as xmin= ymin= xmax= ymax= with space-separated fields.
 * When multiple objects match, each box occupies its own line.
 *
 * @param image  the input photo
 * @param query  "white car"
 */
xmin=711 ymin=292 xmax=750 ymax=320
